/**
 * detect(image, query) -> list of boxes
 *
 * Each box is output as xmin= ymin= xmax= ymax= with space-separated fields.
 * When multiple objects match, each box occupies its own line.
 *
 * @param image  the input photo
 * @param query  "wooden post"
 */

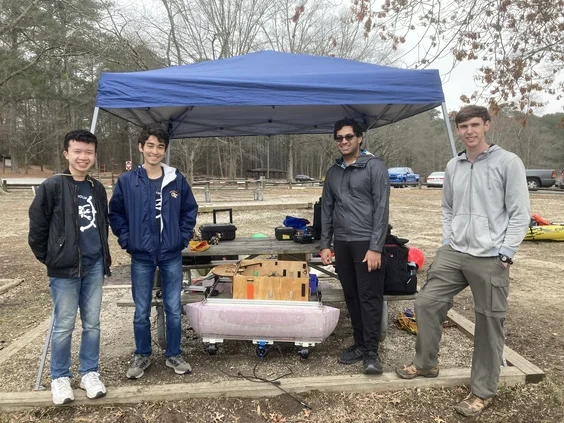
xmin=204 ymin=182 xmax=211 ymax=202
xmin=259 ymin=175 xmax=265 ymax=189
xmin=254 ymin=181 xmax=263 ymax=201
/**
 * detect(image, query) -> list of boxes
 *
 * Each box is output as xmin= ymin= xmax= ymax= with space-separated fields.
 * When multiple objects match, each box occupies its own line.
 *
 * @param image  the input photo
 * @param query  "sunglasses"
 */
xmin=335 ymin=134 xmax=356 ymax=143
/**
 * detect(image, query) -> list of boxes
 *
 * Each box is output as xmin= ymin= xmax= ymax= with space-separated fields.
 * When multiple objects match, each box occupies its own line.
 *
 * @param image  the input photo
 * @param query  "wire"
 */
xmin=216 ymin=344 xmax=312 ymax=410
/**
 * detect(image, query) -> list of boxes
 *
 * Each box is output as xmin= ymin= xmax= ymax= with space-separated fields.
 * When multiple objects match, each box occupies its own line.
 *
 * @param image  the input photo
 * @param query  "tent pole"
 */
xmin=90 ymin=107 xmax=100 ymax=171
xmin=90 ymin=107 xmax=100 ymax=134
xmin=441 ymin=102 xmax=457 ymax=157
xmin=166 ymin=141 xmax=171 ymax=165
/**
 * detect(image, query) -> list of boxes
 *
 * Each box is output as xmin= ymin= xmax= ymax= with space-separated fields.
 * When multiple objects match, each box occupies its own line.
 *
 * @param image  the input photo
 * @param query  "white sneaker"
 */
xmin=51 ymin=377 xmax=74 ymax=405
xmin=80 ymin=372 xmax=107 ymax=399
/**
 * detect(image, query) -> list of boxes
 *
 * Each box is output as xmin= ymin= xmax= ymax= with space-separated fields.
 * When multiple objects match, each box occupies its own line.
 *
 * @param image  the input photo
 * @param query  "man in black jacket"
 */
xmin=29 ymin=130 xmax=111 ymax=405
xmin=320 ymin=118 xmax=390 ymax=374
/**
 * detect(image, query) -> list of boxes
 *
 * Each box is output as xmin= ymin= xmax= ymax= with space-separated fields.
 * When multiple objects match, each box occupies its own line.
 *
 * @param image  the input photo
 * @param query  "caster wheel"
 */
xmin=256 ymin=345 xmax=268 ymax=358
xmin=297 ymin=348 xmax=310 ymax=359
xmin=205 ymin=343 xmax=218 ymax=356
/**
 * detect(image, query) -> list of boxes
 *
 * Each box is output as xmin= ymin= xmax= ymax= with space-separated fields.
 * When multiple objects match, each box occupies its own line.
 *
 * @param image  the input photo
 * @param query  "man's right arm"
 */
xmin=28 ymin=183 xmax=52 ymax=264
xmin=108 ymin=177 xmax=129 ymax=250
xmin=441 ymin=162 xmax=454 ymax=245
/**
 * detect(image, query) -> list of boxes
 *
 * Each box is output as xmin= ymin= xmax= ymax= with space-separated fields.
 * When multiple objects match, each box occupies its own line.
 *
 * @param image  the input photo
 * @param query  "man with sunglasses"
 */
xmin=320 ymin=118 xmax=390 ymax=374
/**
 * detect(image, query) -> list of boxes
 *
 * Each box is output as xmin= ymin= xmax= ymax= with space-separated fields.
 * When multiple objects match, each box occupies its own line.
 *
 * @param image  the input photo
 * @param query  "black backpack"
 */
xmin=383 ymin=228 xmax=417 ymax=295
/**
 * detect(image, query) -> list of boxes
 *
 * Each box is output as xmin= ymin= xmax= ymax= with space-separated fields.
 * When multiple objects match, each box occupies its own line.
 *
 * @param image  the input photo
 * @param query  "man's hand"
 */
xmin=363 ymin=250 xmax=382 ymax=272
xmin=320 ymin=248 xmax=333 ymax=265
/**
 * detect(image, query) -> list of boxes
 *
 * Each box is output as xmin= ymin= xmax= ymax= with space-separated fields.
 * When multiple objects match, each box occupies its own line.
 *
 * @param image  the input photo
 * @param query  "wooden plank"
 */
xmin=0 ymin=367 xmax=525 ymax=412
xmin=447 ymin=309 xmax=545 ymax=383
xmin=0 ymin=318 xmax=51 ymax=366
xmin=0 ymin=279 xmax=24 ymax=295
xmin=182 ymin=238 xmax=322 ymax=257
xmin=198 ymin=203 xmax=312 ymax=213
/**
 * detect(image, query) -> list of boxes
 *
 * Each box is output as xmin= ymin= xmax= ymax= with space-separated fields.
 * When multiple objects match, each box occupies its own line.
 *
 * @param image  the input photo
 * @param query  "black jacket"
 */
xmin=28 ymin=171 xmax=112 ymax=278
xmin=320 ymin=152 xmax=390 ymax=252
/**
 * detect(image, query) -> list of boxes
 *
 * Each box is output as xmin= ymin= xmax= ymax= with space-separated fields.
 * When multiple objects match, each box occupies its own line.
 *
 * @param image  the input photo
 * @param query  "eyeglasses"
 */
xmin=335 ymin=134 xmax=355 ymax=143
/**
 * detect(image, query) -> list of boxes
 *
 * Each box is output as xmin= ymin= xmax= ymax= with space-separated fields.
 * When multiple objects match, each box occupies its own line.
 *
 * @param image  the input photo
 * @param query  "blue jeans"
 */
xmin=131 ymin=255 xmax=183 ymax=358
xmin=49 ymin=258 xmax=104 ymax=379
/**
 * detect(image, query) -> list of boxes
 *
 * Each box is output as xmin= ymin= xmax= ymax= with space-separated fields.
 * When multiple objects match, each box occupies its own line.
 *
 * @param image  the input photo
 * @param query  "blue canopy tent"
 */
xmin=92 ymin=50 xmax=457 ymax=155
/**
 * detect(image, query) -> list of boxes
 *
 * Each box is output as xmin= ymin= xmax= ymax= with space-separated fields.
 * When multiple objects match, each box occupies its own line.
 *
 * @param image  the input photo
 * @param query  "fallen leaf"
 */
xmin=257 ymin=404 xmax=261 ymax=416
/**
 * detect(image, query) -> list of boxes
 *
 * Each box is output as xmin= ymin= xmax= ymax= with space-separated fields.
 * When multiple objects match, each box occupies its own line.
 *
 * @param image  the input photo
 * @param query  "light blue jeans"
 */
xmin=49 ymin=258 xmax=104 ymax=379
xmin=131 ymin=255 xmax=183 ymax=358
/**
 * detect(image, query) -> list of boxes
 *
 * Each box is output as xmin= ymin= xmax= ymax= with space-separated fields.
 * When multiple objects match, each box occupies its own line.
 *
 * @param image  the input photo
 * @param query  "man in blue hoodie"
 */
xmin=396 ymin=106 xmax=530 ymax=417
xmin=109 ymin=124 xmax=198 ymax=378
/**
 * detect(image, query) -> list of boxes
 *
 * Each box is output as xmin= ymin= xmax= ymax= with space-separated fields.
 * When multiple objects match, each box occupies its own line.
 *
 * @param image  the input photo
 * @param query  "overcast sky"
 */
xmin=429 ymin=56 xmax=564 ymax=116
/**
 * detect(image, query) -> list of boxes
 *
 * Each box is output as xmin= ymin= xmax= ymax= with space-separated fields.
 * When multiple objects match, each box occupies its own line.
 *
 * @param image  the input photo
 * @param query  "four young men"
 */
xmin=29 ymin=106 xmax=530 ymax=416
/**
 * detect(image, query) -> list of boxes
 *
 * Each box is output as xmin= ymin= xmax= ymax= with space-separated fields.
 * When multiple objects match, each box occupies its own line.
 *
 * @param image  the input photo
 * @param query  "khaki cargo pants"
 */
xmin=413 ymin=245 xmax=509 ymax=399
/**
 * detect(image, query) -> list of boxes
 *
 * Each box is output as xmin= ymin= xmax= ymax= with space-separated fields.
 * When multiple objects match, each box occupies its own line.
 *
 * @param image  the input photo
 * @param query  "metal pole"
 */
xmin=90 ymin=107 xmax=100 ymax=134
xmin=90 ymin=107 xmax=101 ymax=170
xmin=166 ymin=140 xmax=171 ymax=165
xmin=34 ymin=311 xmax=55 ymax=391
xmin=441 ymin=102 xmax=458 ymax=158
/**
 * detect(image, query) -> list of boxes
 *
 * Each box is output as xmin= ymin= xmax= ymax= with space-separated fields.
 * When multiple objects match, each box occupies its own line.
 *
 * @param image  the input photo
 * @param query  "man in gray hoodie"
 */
xmin=396 ymin=105 xmax=530 ymax=417
xmin=320 ymin=118 xmax=390 ymax=375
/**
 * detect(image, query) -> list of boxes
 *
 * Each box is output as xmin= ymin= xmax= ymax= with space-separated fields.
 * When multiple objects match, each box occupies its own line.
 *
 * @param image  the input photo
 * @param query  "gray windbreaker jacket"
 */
xmin=320 ymin=152 xmax=390 ymax=252
xmin=442 ymin=144 xmax=530 ymax=258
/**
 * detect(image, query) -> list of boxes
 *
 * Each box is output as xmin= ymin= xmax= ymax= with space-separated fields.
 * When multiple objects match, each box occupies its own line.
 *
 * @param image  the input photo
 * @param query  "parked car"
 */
xmin=388 ymin=167 xmax=420 ymax=187
xmin=426 ymin=171 xmax=445 ymax=188
xmin=295 ymin=174 xmax=315 ymax=182
xmin=525 ymin=169 xmax=557 ymax=190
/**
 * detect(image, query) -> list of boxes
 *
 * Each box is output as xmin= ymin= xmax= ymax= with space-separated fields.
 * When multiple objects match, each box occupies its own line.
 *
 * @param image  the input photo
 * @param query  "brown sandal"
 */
xmin=454 ymin=393 xmax=492 ymax=417
xmin=395 ymin=362 xmax=439 ymax=379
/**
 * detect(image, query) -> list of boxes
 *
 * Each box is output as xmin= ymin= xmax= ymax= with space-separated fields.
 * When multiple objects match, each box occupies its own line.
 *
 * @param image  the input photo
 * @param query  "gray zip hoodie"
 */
xmin=442 ymin=144 xmax=530 ymax=258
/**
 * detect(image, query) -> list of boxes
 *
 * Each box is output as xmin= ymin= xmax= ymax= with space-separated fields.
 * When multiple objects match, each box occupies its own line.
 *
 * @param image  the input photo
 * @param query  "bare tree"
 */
xmin=354 ymin=0 xmax=564 ymax=111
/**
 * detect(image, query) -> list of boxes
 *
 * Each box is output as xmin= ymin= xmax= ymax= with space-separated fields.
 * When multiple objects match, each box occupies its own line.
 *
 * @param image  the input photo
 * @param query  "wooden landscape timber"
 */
xmin=0 ymin=279 xmax=24 ymax=295
xmin=0 ymin=318 xmax=51 ymax=366
xmin=0 ymin=367 xmax=526 ymax=412
xmin=447 ymin=310 xmax=545 ymax=383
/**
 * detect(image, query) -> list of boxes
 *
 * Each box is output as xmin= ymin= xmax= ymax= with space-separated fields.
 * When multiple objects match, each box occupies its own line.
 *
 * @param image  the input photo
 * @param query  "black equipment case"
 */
xmin=199 ymin=208 xmax=237 ymax=241
xmin=275 ymin=226 xmax=296 ymax=241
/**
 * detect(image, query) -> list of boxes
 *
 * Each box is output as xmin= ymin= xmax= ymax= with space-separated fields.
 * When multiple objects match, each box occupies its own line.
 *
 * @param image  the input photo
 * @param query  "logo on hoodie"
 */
xmin=170 ymin=190 xmax=179 ymax=199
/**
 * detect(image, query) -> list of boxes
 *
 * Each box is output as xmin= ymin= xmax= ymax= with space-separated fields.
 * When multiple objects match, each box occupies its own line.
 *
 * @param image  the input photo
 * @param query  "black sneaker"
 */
xmin=363 ymin=351 xmax=383 ymax=374
xmin=338 ymin=344 xmax=365 ymax=364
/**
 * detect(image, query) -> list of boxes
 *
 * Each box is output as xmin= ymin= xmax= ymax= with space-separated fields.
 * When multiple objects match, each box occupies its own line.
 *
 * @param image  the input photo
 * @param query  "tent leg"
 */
xmin=166 ymin=141 xmax=171 ymax=165
xmin=90 ymin=107 xmax=100 ymax=134
xmin=90 ymin=107 xmax=101 ymax=170
xmin=441 ymin=102 xmax=457 ymax=158
xmin=34 ymin=310 xmax=55 ymax=391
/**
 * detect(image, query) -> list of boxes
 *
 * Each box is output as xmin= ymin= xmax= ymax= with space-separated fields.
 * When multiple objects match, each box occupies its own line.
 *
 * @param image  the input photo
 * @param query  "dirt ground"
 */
xmin=0 ymin=182 xmax=563 ymax=422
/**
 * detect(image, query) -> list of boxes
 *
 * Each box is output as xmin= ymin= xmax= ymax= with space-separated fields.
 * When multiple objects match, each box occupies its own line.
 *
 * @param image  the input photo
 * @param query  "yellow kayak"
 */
xmin=524 ymin=225 xmax=564 ymax=241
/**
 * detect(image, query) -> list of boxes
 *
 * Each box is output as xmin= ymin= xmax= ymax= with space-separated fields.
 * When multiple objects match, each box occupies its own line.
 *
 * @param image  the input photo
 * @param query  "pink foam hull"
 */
xmin=185 ymin=299 xmax=340 ymax=343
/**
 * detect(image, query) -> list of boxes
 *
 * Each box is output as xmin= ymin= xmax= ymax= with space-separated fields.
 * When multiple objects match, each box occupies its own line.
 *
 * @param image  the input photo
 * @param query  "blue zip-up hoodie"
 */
xmin=109 ymin=164 xmax=198 ymax=262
